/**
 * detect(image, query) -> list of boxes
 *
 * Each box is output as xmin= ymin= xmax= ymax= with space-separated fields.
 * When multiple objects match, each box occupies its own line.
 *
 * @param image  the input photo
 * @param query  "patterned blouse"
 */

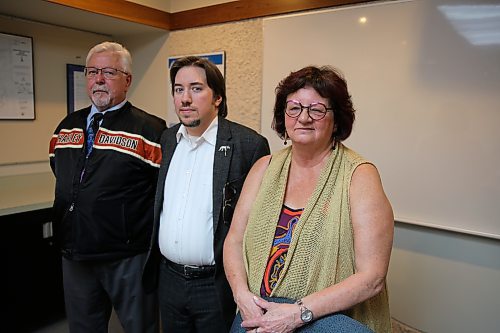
xmin=260 ymin=205 xmax=304 ymax=297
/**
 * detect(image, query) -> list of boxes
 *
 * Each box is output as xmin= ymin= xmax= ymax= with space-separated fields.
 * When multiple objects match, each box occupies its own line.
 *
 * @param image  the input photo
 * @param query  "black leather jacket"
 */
xmin=49 ymin=102 xmax=166 ymax=261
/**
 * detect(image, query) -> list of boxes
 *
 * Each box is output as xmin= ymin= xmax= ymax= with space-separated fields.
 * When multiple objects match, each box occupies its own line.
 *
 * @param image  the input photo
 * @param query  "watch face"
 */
xmin=301 ymin=309 xmax=313 ymax=323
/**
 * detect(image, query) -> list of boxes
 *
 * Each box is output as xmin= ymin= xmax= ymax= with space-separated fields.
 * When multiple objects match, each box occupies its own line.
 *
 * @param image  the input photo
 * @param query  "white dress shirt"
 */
xmin=158 ymin=118 xmax=218 ymax=265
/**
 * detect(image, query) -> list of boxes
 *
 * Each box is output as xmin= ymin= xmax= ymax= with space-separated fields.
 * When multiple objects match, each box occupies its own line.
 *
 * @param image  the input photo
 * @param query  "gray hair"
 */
xmin=86 ymin=41 xmax=132 ymax=74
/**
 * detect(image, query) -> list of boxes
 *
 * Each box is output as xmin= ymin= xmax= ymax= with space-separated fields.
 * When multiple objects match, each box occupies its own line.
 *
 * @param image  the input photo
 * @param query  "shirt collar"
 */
xmin=176 ymin=117 xmax=218 ymax=147
xmin=87 ymin=99 xmax=128 ymax=123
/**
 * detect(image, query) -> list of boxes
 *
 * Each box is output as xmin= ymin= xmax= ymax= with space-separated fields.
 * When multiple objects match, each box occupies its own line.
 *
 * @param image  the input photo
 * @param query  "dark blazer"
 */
xmin=143 ymin=116 xmax=270 ymax=329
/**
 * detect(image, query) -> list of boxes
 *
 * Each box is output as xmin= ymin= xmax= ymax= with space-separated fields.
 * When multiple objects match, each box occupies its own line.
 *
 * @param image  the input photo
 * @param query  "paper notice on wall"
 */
xmin=0 ymin=33 xmax=35 ymax=120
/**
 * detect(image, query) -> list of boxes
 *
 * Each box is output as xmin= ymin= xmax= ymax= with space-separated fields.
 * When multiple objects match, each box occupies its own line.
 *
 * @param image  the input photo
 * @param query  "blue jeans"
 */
xmin=230 ymin=297 xmax=373 ymax=333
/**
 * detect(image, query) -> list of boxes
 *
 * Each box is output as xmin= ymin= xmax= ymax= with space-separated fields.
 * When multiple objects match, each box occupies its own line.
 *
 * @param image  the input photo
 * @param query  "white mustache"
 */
xmin=92 ymin=85 xmax=109 ymax=94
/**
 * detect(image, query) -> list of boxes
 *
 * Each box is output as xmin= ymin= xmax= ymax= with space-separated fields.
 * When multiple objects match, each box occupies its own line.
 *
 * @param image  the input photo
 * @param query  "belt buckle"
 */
xmin=184 ymin=264 xmax=198 ymax=278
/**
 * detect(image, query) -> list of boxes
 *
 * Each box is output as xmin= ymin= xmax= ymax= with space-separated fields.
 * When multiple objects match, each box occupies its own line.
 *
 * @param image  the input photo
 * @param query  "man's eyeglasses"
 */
xmin=84 ymin=67 xmax=129 ymax=79
xmin=222 ymin=183 xmax=237 ymax=226
xmin=285 ymin=100 xmax=333 ymax=120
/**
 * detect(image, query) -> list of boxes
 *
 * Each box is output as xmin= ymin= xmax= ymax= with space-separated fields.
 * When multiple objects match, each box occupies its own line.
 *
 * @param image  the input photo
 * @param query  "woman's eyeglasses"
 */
xmin=285 ymin=100 xmax=333 ymax=120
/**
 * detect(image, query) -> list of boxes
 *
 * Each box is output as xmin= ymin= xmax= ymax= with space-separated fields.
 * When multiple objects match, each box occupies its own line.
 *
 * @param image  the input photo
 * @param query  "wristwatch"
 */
xmin=296 ymin=299 xmax=314 ymax=323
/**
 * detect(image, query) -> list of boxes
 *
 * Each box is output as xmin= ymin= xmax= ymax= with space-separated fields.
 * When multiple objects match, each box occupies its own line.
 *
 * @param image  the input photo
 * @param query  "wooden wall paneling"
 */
xmin=44 ymin=0 xmax=171 ymax=30
xmin=170 ymin=0 xmax=372 ymax=30
xmin=43 ymin=0 xmax=380 ymax=32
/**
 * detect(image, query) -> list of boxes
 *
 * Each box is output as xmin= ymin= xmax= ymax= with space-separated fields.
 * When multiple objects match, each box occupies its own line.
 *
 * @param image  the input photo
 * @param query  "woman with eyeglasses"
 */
xmin=223 ymin=66 xmax=393 ymax=333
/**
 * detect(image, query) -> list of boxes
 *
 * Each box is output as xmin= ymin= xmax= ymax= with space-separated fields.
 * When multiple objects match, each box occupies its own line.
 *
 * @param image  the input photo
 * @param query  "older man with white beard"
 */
xmin=49 ymin=41 xmax=166 ymax=333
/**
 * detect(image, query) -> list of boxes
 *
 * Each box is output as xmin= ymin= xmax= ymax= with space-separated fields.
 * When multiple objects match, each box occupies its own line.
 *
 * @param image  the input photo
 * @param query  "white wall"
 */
xmin=0 ymin=15 xmax=108 ymax=174
xmin=389 ymin=224 xmax=500 ymax=332
xmin=118 ymin=31 xmax=170 ymax=120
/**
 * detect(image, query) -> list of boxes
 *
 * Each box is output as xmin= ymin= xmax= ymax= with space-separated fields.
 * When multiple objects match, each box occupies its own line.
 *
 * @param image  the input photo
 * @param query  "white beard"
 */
xmin=91 ymin=85 xmax=111 ymax=109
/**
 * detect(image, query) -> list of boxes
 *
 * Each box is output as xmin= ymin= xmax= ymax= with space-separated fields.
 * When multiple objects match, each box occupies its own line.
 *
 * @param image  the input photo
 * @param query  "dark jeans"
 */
xmin=230 ymin=297 xmax=373 ymax=333
xmin=159 ymin=261 xmax=228 ymax=333
xmin=62 ymin=253 xmax=158 ymax=333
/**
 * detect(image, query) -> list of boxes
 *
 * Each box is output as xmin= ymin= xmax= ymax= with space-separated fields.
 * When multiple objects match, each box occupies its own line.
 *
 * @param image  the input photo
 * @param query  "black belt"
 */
xmin=162 ymin=257 xmax=216 ymax=279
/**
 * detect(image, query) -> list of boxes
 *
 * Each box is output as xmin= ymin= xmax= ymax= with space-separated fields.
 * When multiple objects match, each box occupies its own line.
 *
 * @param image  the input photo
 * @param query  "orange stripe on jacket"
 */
xmin=94 ymin=128 xmax=162 ymax=167
xmin=49 ymin=128 xmax=85 ymax=157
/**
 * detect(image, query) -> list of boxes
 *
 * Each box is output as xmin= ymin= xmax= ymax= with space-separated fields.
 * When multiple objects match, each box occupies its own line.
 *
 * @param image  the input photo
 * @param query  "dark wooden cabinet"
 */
xmin=2 ymin=208 xmax=65 ymax=332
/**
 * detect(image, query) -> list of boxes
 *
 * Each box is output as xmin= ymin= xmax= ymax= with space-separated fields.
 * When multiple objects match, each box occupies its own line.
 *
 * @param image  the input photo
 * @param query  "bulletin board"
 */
xmin=261 ymin=0 xmax=500 ymax=239
xmin=0 ymin=32 xmax=35 ymax=120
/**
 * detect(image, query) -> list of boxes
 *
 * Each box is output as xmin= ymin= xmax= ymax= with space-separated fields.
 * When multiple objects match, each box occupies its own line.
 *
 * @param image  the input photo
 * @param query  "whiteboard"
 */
xmin=261 ymin=0 xmax=500 ymax=239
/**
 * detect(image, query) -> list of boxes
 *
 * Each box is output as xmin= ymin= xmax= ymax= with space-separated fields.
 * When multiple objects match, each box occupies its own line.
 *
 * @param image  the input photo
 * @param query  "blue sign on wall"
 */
xmin=168 ymin=51 xmax=225 ymax=77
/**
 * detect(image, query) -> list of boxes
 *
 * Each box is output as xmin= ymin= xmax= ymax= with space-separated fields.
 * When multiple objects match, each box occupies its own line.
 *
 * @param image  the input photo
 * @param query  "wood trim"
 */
xmin=44 ymin=0 xmax=377 ymax=32
xmin=44 ymin=0 xmax=171 ymax=30
xmin=169 ymin=0 xmax=373 ymax=31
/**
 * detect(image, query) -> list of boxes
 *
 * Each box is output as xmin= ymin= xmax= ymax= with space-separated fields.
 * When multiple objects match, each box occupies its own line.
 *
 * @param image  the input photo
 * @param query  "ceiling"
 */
xmin=0 ymin=0 xmax=166 ymax=37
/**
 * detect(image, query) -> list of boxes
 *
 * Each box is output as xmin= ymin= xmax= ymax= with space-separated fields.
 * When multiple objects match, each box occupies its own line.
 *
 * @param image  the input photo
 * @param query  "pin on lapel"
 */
xmin=218 ymin=145 xmax=230 ymax=156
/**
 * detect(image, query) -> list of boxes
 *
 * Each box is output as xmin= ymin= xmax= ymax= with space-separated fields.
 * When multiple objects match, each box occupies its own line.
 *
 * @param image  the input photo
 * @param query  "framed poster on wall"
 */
xmin=66 ymin=64 xmax=88 ymax=113
xmin=0 ymin=32 xmax=35 ymax=120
